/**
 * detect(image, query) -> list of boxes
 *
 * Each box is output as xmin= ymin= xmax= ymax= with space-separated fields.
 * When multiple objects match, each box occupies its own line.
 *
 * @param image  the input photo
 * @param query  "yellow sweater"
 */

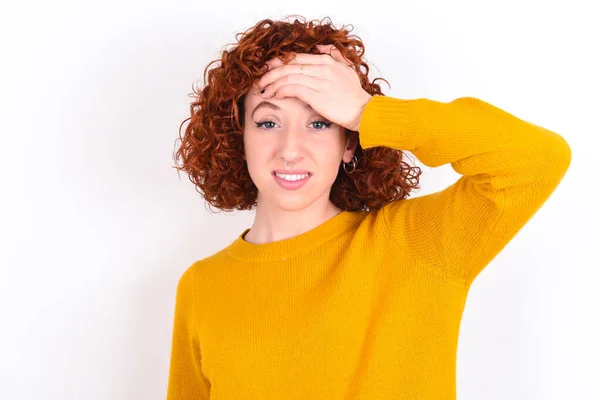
xmin=167 ymin=95 xmax=571 ymax=399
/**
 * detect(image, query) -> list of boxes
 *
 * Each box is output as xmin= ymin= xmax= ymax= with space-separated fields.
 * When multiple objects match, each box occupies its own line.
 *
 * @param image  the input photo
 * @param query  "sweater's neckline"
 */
xmin=227 ymin=209 xmax=367 ymax=263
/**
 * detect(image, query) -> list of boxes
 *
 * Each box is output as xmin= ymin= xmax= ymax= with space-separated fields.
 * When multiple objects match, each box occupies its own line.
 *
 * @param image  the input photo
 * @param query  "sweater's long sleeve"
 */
xmin=167 ymin=268 xmax=211 ymax=399
xmin=358 ymin=95 xmax=572 ymax=288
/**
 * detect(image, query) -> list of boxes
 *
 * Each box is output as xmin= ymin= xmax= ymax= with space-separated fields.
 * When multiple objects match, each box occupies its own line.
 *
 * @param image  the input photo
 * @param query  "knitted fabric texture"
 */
xmin=167 ymin=95 xmax=571 ymax=399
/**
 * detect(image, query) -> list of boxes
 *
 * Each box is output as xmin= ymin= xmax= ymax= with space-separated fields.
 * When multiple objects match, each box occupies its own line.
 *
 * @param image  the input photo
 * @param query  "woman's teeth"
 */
xmin=275 ymin=173 xmax=310 ymax=181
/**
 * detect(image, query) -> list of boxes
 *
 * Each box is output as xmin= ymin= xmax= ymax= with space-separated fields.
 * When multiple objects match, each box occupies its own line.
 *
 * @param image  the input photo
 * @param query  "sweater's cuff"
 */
xmin=357 ymin=95 xmax=419 ymax=151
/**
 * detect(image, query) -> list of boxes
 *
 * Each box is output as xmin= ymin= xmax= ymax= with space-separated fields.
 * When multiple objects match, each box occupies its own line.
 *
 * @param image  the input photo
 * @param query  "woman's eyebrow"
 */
xmin=251 ymin=101 xmax=314 ymax=119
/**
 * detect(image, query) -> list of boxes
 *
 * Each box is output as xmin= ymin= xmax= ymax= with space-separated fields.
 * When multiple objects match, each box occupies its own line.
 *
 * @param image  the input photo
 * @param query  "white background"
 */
xmin=1 ymin=1 xmax=598 ymax=399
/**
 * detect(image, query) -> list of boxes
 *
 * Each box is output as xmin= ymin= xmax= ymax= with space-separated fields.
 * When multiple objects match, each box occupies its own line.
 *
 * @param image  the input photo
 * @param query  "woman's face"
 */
xmin=242 ymin=87 xmax=357 ymax=211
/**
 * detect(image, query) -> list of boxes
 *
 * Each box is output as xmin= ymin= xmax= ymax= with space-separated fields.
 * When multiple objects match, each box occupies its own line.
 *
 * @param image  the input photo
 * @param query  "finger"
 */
xmin=316 ymin=44 xmax=335 ymax=55
xmin=271 ymin=84 xmax=319 ymax=105
xmin=265 ymin=52 xmax=333 ymax=70
xmin=262 ymin=74 xmax=326 ymax=98
xmin=316 ymin=44 xmax=353 ymax=66
xmin=258 ymin=63 xmax=327 ymax=90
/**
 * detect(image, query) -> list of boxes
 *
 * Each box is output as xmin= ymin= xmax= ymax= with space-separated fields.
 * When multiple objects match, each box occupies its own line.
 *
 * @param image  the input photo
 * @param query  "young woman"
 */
xmin=168 ymin=16 xmax=571 ymax=400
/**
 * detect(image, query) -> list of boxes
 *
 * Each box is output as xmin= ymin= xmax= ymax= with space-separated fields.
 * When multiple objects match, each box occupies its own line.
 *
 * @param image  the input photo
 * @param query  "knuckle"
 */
xmin=324 ymin=66 xmax=333 ymax=78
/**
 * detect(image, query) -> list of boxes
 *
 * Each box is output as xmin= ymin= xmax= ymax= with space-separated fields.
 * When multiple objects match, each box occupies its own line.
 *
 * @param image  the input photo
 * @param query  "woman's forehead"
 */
xmin=246 ymin=93 xmax=314 ymax=114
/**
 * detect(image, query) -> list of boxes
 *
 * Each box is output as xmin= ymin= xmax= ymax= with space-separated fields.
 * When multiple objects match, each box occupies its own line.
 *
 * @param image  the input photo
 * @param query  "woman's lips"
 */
xmin=273 ymin=172 xmax=312 ymax=190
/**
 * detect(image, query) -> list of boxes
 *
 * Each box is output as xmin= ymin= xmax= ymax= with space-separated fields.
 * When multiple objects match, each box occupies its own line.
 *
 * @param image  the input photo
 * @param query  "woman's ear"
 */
xmin=344 ymin=132 xmax=359 ymax=162
xmin=347 ymin=131 xmax=358 ymax=150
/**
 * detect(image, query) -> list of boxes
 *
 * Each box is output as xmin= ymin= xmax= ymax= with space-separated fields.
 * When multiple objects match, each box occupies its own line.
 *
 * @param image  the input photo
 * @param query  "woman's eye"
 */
xmin=311 ymin=120 xmax=333 ymax=130
xmin=254 ymin=120 xmax=333 ymax=130
xmin=255 ymin=120 xmax=277 ymax=129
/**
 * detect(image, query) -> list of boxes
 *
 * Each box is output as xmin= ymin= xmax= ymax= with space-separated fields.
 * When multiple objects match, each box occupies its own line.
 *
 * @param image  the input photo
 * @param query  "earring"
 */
xmin=342 ymin=155 xmax=357 ymax=173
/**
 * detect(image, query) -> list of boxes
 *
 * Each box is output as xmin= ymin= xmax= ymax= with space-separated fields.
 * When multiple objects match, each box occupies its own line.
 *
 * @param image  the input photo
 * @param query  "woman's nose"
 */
xmin=280 ymin=129 xmax=301 ymax=147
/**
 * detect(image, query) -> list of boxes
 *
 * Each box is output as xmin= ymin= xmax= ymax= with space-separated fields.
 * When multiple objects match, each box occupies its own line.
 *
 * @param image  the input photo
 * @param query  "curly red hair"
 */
xmin=173 ymin=15 xmax=422 ymax=212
